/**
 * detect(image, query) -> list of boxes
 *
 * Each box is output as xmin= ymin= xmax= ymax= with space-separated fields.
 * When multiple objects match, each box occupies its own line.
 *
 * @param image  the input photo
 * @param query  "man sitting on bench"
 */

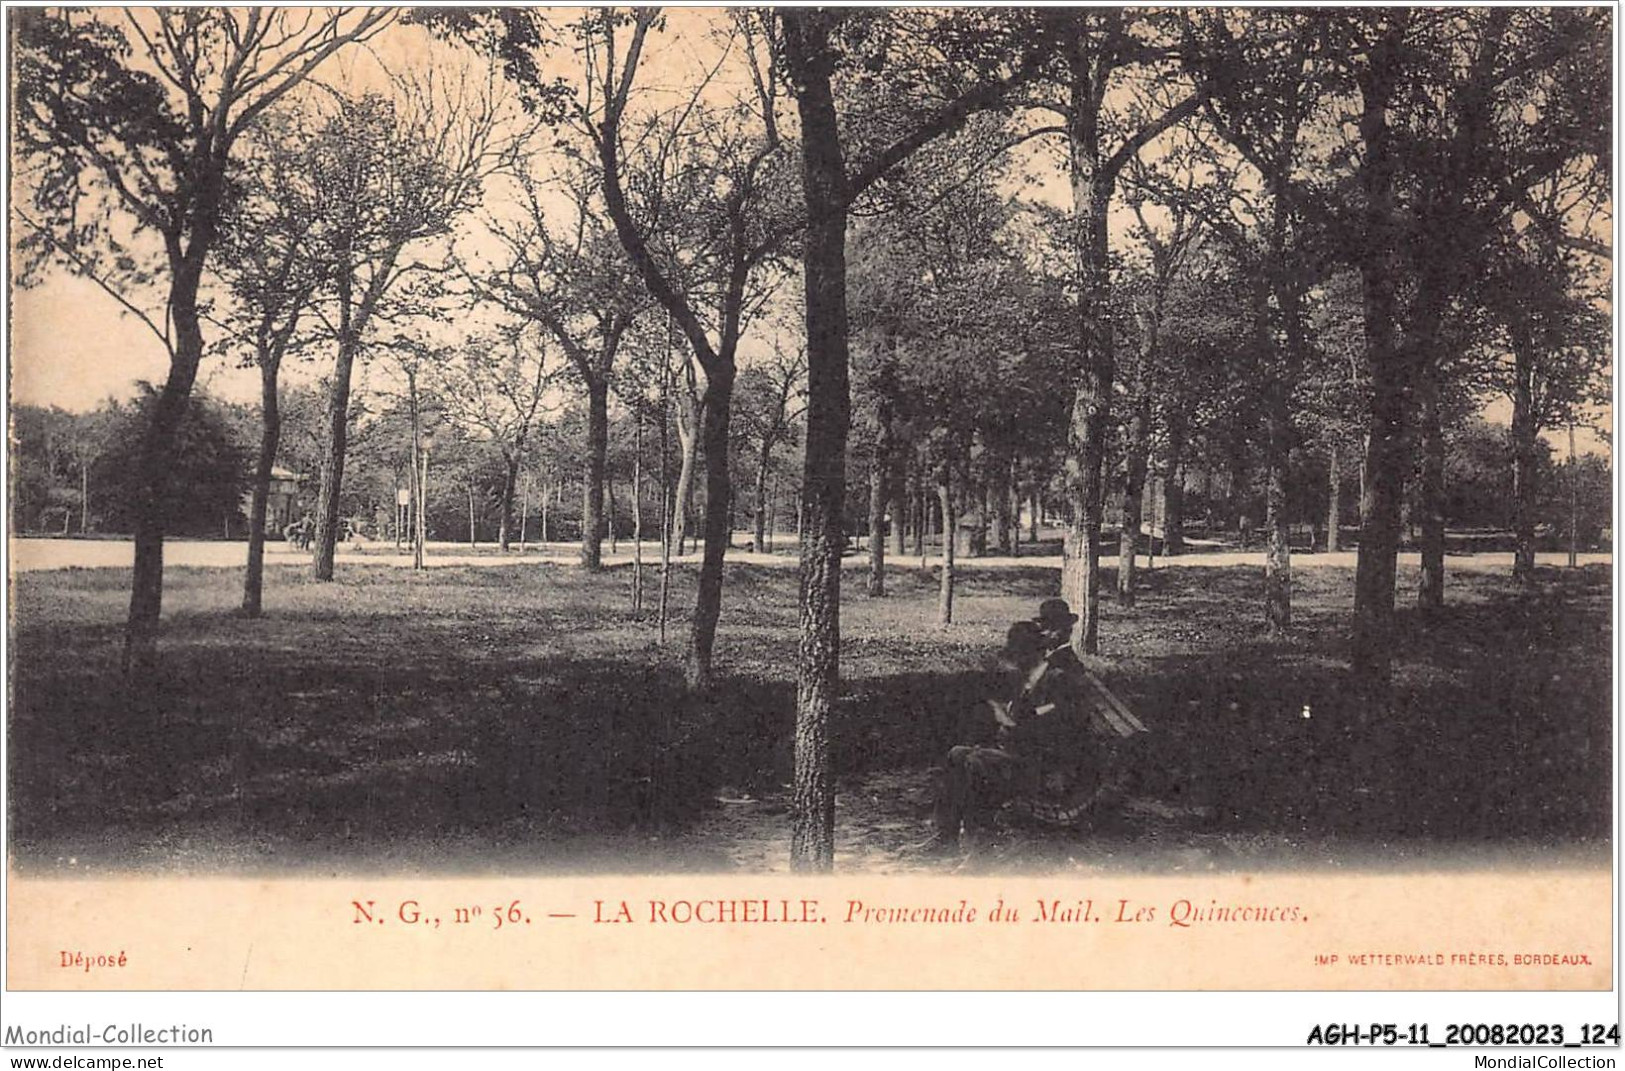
xmin=917 ymin=602 xmax=1097 ymax=856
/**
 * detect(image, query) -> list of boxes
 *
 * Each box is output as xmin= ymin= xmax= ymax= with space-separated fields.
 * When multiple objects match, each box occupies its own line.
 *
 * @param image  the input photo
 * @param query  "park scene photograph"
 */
xmin=6 ymin=7 xmax=1613 ymax=878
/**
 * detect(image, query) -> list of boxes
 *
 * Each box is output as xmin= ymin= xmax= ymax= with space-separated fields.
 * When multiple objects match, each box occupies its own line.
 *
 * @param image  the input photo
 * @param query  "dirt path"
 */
xmin=679 ymin=769 xmax=1608 ymax=875
xmin=11 ymin=535 xmax=1610 ymax=575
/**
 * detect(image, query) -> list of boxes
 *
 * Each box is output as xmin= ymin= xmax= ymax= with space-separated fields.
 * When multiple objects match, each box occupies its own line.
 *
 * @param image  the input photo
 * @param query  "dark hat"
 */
xmin=1034 ymin=598 xmax=1078 ymax=632
xmin=1001 ymin=621 xmax=1045 ymax=660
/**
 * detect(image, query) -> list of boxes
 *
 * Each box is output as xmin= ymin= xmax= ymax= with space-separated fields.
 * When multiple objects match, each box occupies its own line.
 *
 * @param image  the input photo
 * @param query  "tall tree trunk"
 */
xmin=658 ymin=351 xmax=673 ymax=644
xmin=125 ymin=305 xmax=205 ymax=679
xmin=897 ymin=464 xmax=910 ymax=555
xmin=1063 ymin=359 xmax=1112 ymax=655
xmin=1510 ymin=323 xmax=1539 ymax=584
xmin=1163 ymin=466 xmax=1184 ymax=557
xmin=499 ymin=455 xmax=519 ymax=551
xmin=1352 ymin=347 xmax=1407 ymax=683
xmin=243 ymin=356 xmax=282 ymax=617
xmin=1007 ymin=461 xmax=1021 ymax=558
xmin=866 ymin=457 xmax=886 ymax=597
xmin=1146 ymin=475 xmax=1158 ymax=569
xmin=608 ymin=475 xmax=619 ymax=554
xmin=632 ymin=413 xmax=644 ymax=612
xmin=123 ymin=179 xmax=224 ymax=683
xmin=1350 ymin=30 xmax=1408 ymax=687
xmin=689 ymin=371 xmax=736 ymax=691
xmin=1264 ymin=392 xmax=1292 ymax=632
xmin=994 ymin=457 xmax=1013 ymax=555
xmin=1325 ymin=442 xmax=1341 ymax=553
xmin=1416 ymin=366 xmax=1446 ymax=609
xmin=1061 ymin=42 xmax=1115 ymax=657
xmin=1357 ymin=436 xmax=1368 ymax=506
xmin=1259 ymin=251 xmax=1296 ymax=630
xmin=1163 ymin=409 xmax=1186 ymax=556
xmin=686 ymin=480 xmax=698 ymax=556
xmin=582 ymin=378 xmax=609 ymax=570
xmin=312 ymin=336 xmax=360 ymax=582
xmin=1118 ymin=400 xmax=1149 ymax=606
xmin=915 ymin=478 xmax=927 ymax=560
xmin=468 ymin=483 xmax=477 ymax=547
xmin=786 ymin=23 xmax=847 ymax=870
xmin=80 ymin=460 xmax=90 ymax=533
xmin=1231 ymin=448 xmax=1250 ymax=545
xmin=768 ymin=474 xmax=778 ymax=551
xmin=1411 ymin=9 xmax=1508 ymax=598
xmin=866 ymin=404 xmax=890 ymax=597
xmin=519 ymin=478 xmax=529 ymax=551
xmin=410 ymin=372 xmax=426 ymax=570
xmin=968 ymin=480 xmax=989 ymax=557
xmin=418 ymin=449 xmax=431 ymax=564
xmin=937 ymin=473 xmax=955 ymax=625
xmin=1567 ymin=424 xmax=1579 ymax=568
xmin=1397 ymin=253 xmax=1451 ymax=610
xmin=753 ymin=433 xmax=773 ymax=554
xmin=670 ymin=388 xmax=698 ymax=555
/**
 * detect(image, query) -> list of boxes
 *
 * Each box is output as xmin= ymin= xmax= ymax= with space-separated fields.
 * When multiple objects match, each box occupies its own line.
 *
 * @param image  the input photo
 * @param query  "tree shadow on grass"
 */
xmin=9 ymin=643 xmax=766 ymax=868
xmin=820 ymin=567 xmax=1611 ymax=858
xmin=7 ymin=561 xmax=1610 ymax=872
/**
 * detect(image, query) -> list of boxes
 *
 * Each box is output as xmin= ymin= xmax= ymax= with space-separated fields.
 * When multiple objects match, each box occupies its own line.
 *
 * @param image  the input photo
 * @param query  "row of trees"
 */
xmin=12 ymin=364 xmax=818 ymax=551
xmin=15 ymin=9 xmax=1610 ymax=869
xmin=17 ymin=381 xmax=1606 ymax=559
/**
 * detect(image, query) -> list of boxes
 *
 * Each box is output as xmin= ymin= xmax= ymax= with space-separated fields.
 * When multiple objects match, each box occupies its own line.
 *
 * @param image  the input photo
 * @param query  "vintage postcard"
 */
xmin=3 ymin=4 xmax=1615 ymax=1046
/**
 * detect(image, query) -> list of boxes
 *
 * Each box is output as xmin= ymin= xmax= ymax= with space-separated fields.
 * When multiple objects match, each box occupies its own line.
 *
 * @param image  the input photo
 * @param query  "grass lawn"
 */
xmin=7 ymin=556 xmax=1611 ymax=874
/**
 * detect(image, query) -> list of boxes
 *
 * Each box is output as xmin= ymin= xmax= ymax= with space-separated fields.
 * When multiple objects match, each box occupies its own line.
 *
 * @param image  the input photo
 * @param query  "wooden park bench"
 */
xmin=1009 ymin=669 xmax=1148 ymax=829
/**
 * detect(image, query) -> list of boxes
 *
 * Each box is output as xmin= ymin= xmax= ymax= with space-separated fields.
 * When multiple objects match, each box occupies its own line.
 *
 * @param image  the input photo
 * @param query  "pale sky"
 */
xmin=9 ymin=272 xmax=326 ymax=411
xmin=11 ymin=275 xmax=168 ymax=411
xmin=6 ymin=11 xmax=743 ymax=413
